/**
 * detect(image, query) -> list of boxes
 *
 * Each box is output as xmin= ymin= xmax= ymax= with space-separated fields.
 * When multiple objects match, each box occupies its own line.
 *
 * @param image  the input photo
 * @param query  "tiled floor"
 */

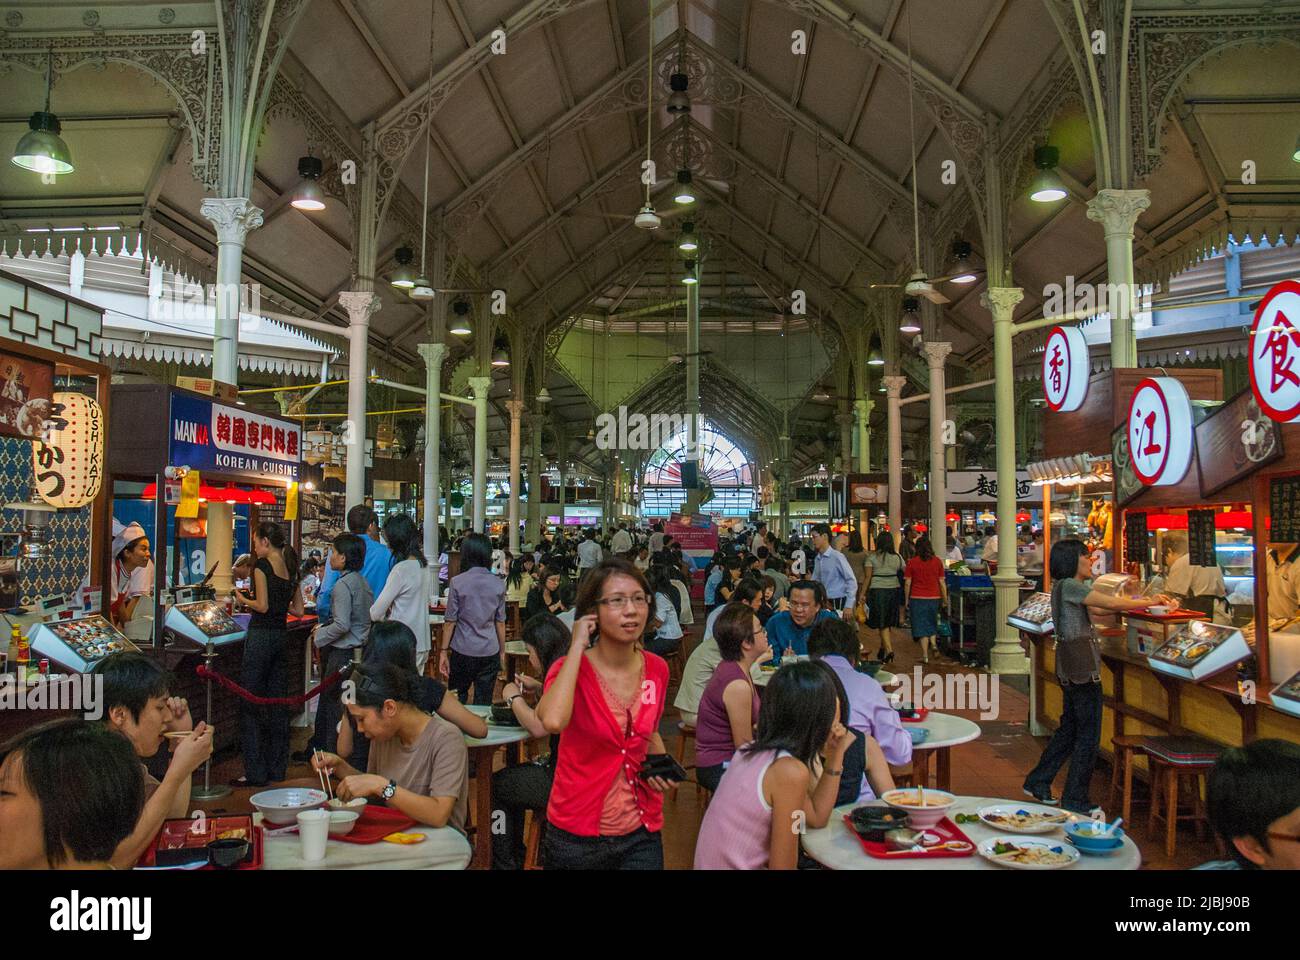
xmin=198 ymin=607 xmax=1223 ymax=869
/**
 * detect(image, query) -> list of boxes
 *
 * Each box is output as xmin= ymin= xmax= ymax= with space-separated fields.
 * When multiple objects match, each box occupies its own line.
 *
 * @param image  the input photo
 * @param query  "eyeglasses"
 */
xmin=598 ymin=594 xmax=650 ymax=609
xmin=1267 ymin=831 xmax=1300 ymax=844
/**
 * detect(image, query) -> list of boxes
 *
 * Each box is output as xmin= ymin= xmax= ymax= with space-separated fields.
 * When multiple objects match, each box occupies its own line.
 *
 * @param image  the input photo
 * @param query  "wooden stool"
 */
xmin=673 ymin=722 xmax=697 ymax=801
xmin=1147 ymin=758 xmax=1214 ymax=859
xmin=523 ymin=809 xmax=543 ymax=870
xmin=1106 ymin=735 xmax=1149 ymax=825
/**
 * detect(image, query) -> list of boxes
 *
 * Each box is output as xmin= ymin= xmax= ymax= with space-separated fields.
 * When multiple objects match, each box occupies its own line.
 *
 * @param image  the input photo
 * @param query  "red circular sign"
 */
xmin=1249 ymin=279 xmax=1300 ymax=423
xmin=1127 ymin=378 xmax=1172 ymax=486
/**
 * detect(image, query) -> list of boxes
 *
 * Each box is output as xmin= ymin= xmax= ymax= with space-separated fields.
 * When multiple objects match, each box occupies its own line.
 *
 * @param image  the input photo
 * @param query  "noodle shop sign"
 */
xmin=1250 ymin=280 xmax=1300 ymax=422
xmin=33 ymin=392 xmax=104 ymax=508
xmin=1042 ymin=325 xmax=1089 ymax=412
xmin=1127 ymin=377 xmax=1194 ymax=487
xmin=170 ymin=392 xmax=300 ymax=482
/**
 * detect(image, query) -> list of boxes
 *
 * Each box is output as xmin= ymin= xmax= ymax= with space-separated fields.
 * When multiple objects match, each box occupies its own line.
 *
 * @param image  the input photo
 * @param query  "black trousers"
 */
xmin=1024 ymin=680 xmax=1103 ymax=812
xmin=310 ymin=646 xmax=356 ymax=754
xmin=542 ymin=824 xmax=663 ymax=870
xmin=696 ymin=762 xmax=725 ymax=794
xmin=490 ymin=758 xmax=554 ymax=870
xmin=448 ymin=648 xmax=499 ymax=705
xmin=241 ymin=626 xmax=290 ymax=784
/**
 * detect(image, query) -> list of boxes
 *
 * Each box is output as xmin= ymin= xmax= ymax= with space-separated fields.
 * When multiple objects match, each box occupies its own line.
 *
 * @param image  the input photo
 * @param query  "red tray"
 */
xmin=333 ymin=803 xmax=418 ymax=844
xmin=139 ymin=816 xmax=264 ymax=870
xmin=900 ymin=708 xmax=929 ymax=723
xmin=843 ymin=815 xmax=975 ymax=860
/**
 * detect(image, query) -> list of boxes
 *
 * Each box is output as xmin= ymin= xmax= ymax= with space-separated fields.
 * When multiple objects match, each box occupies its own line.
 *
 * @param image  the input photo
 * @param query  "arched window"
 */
xmin=641 ymin=422 xmax=756 ymax=517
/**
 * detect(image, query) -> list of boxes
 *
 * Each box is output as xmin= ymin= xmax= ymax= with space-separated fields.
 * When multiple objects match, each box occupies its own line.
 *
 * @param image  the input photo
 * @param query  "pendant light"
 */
xmin=634 ymin=0 xmax=660 ymax=232
xmin=867 ymin=335 xmax=885 ymax=366
xmin=1292 ymin=134 xmax=1300 ymax=163
xmin=449 ymin=299 xmax=472 ymax=336
xmin=491 ymin=336 xmax=510 ymax=367
xmin=681 ymin=260 xmax=698 ymax=285
xmin=410 ymin=2 xmax=438 ymax=301
xmin=12 ymin=52 xmax=73 ymax=174
xmin=899 ymin=297 xmax=922 ymax=335
xmin=290 ymin=154 xmax=326 ymax=211
xmin=389 ymin=246 xmax=416 ymax=289
xmin=1029 ymin=146 xmax=1067 ymax=203
xmin=674 ymin=169 xmax=695 ymax=205
xmin=677 ymin=221 xmax=698 ymax=253
xmin=948 ymin=240 xmax=978 ymax=284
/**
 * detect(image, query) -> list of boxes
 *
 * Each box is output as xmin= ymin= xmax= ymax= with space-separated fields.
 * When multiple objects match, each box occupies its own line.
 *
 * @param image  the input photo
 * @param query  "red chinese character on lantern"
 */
xmin=274 ymin=428 xmax=286 ymax=454
xmin=286 ymin=431 xmax=298 ymax=457
xmin=216 ymin=413 xmax=231 ymax=443
xmin=1258 ymin=310 xmax=1300 ymax=394
xmin=1048 ymin=344 xmax=1064 ymax=395
xmin=246 ymin=422 xmax=259 ymax=448
xmin=231 ymin=417 xmax=246 ymax=446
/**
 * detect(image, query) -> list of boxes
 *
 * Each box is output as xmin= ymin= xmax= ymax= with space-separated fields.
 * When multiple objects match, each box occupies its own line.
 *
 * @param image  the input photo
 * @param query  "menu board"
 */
xmin=1007 ymin=592 xmax=1054 ymax=635
xmin=1187 ymin=509 xmax=1218 ymax=569
xmin=1125 ymin=511 xmax=1149 ymax=567
xmin=1270 ymin=475 xmax=1300 ymax=545
xmin=173 ymin=601 xmax=241 ymax=639
xmin=29 ymin=616 xmax=138 ymax=673
xmin=1111 ymin=424 xmax=1144 ymax=506
xmin=1197 ymin=389 xmax=1282 ymax=497
xmin=1148 ymin=619 xmax=1251 ymax=680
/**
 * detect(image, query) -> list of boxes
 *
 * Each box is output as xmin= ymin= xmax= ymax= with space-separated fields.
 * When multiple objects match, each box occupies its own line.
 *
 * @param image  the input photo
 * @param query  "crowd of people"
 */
xmin=3 ymin=514 xmax=1297 ymax=872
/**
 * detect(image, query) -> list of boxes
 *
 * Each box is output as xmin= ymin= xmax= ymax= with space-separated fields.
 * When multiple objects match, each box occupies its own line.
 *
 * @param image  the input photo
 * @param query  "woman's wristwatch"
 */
xmin=381 ymin=779 xmax=398 ymax=800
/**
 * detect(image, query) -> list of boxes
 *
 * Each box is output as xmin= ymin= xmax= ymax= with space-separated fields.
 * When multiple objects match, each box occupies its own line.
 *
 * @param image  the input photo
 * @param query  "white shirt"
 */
xmin=111 ymin=559 xmax=154 ymax=615
xmin=650 ymin=532 xmax=665 ymax=553
xmin=370 ymin=558 xmax=432 ymax=656
xmin=1164 ymin=553 xmax=1225 ymax=598
xmin=1268 ymin=550 xmax=1300 ymax=620
xmin=654 ymin=591 xmax=683 ymax=641
xmin=634 ymin=556 xmax=650 ymax=571
xmin=577 ymin=539 xmax=602 ymax=569
xmin=702 ymin=603 xmax=726 ymax=641
xmin=982 ymin=535 xmax=999 ymax=562
xmin=750 ymin=532 xmax=765 ymax=555
xmin=946 ymin=543 xmax=964 ymax=563
xmin=611 ymin=529 xmax=633 ymax=554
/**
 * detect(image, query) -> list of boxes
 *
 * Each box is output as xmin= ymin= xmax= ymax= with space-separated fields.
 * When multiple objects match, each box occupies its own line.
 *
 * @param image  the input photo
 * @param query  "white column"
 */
xmin=778 ymin=433 xmax=791 ymax=537
xmin=200 ymin=197 xmax=263 ymax=386
xmin=836 ymin=410 xmax=854 ymax=479
xmin=418 ymin=342 xmax=445 ymax=598
xmin=856 ymin=397 xmax=874 ymax=538
xmin=1086 ymin=189 xmax=1151 ymax=370
xmin=984 ymin=287 xmax=1029 ymax=676
xmin=339 ymin=291 xmax=380 ymax=507
xmin=884 ymin=375 xmax=906 ymax=541
xmin=206 ymin=502 xmax=234 ymax=595
xmin=469 ymin=375 xmax=491 ymax=533
xmin=526 ymin=412 xmax=543 ymax=543
xmin=923 ymin=342 xmax=952 ymax=560
xmin=683 ymin=279 xmax=701 ymax=516
xmin=506 ymin=398 xmax=524 ymax=553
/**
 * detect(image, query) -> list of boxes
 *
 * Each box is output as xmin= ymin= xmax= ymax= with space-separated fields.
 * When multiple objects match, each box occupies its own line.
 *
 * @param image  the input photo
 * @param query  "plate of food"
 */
xmin=976 ymin=804 xmax=1071 ymax=834
xmin=977 ymin=835 xmax=1080 ymax=869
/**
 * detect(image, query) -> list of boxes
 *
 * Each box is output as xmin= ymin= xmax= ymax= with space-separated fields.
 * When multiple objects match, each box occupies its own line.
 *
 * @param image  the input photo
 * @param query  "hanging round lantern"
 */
xmin=945 ymin=512 xmax=960 ymax=524
xmin=1016 ymin=511 xmax=1031 ymax=524
xmin=33 ymin=392 xmax=104 ymax=509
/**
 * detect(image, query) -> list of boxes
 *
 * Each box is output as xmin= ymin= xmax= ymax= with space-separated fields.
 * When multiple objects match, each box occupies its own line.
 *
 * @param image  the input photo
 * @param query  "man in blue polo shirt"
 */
xmin=315 ymin=504 xmax=392 ymax=620
xmin=765 ymin=579 xmax=838 ymax=664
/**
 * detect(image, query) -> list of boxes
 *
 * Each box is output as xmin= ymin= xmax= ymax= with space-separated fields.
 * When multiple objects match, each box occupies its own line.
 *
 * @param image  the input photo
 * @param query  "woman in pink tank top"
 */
xmin=694 ymin=661 xmax=857 ymax=869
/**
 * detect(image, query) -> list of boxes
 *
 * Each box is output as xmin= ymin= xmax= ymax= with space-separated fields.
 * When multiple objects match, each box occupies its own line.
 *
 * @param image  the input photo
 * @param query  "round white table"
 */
xmin=259 ymin=815 xmax=472 ymax=870
xmin=800 ymin=796 xmax=1141 ymax=871
xmin=752 ymin=662 xmax=898 ymax=689
xmin=908 ymin=712 xmax=981 ymax=791
xmin=463 ymin=703 xmax=537 ymax=870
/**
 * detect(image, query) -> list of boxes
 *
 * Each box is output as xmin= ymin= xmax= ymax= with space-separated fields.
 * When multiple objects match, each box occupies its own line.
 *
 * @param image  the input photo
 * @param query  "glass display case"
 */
xmin=27 ymin=616 xmax=139 ymax=673
xmin=163 ymin=600 xmax=246 ymax=648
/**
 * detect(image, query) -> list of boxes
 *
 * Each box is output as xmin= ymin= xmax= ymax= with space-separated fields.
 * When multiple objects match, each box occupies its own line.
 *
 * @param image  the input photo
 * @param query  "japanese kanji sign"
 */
xmin=1250 ymin=280 xmax=1300 ymax=423
xmin=1127 ymin=377 xmax=1194 ymax=487
xmin=1042 ymin=325 xmax=1089 ymax=412
xmin=170 ymin=392 xmax=301 ymax=482
xmin=33 ymin=392 xmax=103 ymax=509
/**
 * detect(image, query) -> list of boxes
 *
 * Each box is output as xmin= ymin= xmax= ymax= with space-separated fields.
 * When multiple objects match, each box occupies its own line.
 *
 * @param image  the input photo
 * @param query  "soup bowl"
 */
xmin=881 ymin=788 xmax=957 ymax=829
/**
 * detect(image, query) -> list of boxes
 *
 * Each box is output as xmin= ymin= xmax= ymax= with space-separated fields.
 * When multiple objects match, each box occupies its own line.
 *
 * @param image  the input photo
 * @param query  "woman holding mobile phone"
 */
xmin=536 ymin=559 xmax=673 ymax=869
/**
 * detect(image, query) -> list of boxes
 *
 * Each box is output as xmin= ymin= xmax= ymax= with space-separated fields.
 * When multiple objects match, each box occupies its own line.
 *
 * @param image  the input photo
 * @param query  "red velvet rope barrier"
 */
xmin=196 ymin=664 xmax=345 ymax=706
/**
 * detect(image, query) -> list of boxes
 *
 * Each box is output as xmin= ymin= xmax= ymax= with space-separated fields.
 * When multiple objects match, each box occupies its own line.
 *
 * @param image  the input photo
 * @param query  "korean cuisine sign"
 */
xmin=170 ymin=392 xmax=300 ymax=482
xmin=1127 ymin=377 xmax=1194 ymax=487
xmin=33 ymin=392 xmax=104 ymax=509
xmin=1250 ymin=280 xmax=1300 ymax=422
xmin=1042 ymin=325 xmax=1089 ymax=412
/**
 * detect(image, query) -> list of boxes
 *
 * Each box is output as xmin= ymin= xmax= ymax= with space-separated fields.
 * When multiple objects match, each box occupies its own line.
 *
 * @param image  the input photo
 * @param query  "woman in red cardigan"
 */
xmin=537 ymin=558 xmax=675 ymax=869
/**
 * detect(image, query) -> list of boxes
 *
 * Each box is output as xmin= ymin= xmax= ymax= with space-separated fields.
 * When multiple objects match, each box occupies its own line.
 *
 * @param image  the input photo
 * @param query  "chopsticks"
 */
xmin=313 ymin=749 xmax=334 ymax=802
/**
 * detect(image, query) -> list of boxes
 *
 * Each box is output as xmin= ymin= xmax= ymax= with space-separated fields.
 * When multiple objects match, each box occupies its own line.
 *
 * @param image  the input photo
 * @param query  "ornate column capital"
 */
xmin=200 ymin=197 xmax=264 ymax=244
xmin=339 ymin=291 xmax=381 ymax=326
xmin=1086 ymin=189 xmax=1151 ymax=238
xmin=981 ymin=287 xmax=1025 ymax=321
xmin=921 ymin=341 xmax=953 ymax=369
xmin=505 ymin=398 xmax=525 ymax=418
xmin=417 ymin=341 xmax=447 ymax=367
xmin=467 ymin=375 xmax=492 ymax=400
xmin=883 ymin=375 xmax=907 ymax=400
xmin=855 ymin=398 xmax=875 ymax=416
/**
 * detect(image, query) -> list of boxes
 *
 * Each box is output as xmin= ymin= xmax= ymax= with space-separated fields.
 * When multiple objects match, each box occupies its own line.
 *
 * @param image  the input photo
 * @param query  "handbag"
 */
xmin=936 ymin=609 xmax=953 ymax=639
xmin=855 ymin=602 xmax=867 ymax=625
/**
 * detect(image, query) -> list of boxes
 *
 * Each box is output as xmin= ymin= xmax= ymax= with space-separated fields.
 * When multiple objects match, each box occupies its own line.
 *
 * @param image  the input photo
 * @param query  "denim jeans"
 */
xmin=1024 ymin=680 xmax=1102 ymax=811
xmin=542 ymin=824 xmax=664 ymax=870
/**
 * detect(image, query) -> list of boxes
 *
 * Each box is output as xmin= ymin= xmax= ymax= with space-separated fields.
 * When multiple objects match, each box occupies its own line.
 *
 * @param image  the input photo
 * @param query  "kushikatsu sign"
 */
xmin=1250 ymin=279 xmax=1300 ymax=423
xmin=170 ymin=392 xmax=301 ymax=483
xmin=1042 ymin=325 xmax=1089 ymax=412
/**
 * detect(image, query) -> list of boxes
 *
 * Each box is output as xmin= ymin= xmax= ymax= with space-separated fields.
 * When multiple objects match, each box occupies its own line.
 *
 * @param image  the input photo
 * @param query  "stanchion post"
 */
xmin=191 ymin=640 xmax=230 ymax=801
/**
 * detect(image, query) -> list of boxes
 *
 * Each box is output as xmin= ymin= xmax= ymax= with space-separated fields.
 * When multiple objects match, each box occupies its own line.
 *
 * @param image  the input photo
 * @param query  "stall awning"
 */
xmin=1026 ymin=454 xmax=1113 ymax=487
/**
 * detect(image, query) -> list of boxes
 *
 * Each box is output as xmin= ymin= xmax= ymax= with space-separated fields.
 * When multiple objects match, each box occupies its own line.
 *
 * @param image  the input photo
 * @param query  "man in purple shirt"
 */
xmin=808 ymin=618 xmax=912 ymax=801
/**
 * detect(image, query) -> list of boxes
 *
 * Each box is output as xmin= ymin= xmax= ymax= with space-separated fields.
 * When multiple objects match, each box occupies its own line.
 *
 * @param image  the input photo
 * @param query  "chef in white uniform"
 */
xmin=1162 ymin=531 xmax=1226 ymax=617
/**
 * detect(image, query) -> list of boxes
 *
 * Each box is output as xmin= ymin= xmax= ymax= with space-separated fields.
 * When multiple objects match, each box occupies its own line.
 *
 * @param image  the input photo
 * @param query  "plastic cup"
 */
xmin=297 ymin=809 xmax=330 ymax=862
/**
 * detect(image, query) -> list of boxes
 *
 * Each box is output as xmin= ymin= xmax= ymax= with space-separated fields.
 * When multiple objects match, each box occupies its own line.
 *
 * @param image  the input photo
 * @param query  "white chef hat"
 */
xmin=112 ymin=521 xmax=148 ymax=560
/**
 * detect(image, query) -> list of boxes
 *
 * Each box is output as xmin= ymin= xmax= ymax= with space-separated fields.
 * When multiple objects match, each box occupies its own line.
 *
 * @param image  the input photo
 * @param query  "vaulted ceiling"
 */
xmin=2 ymin=0 xmax=1298 ymax=479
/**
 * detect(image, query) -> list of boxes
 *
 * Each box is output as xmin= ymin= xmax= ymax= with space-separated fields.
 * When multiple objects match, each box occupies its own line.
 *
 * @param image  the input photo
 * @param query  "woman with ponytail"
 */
xmin=312 ymin=661 xmax=469 ymax=832
xmin=231 ymin=521 xmax=302 ymax=786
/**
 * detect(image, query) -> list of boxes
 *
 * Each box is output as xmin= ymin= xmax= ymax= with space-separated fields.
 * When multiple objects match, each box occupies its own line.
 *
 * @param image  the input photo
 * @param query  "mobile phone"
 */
xmin=639 ymin=753 xmax=688 ymax=783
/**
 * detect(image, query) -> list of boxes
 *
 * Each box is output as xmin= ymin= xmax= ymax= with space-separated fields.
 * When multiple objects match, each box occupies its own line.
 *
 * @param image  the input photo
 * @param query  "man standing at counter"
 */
xmin=1161 ymin=531 xmax=1227 ymax=618
xmin=316 ymin=505 xmax=391 ymax=621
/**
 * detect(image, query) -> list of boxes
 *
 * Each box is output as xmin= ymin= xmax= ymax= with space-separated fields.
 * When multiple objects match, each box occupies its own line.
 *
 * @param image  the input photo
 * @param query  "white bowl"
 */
xmin=327 ymin=810 xmax=360 ymax=835
xmin=881 ymin=788 xmax=957 ymax=829
xmin=249 ymin=787 xmax=327 ymax=825
xmin=326 ymin=796 xmax=367 ymax=811
xmin=1146 ymin=605 xmax=1169 ymax=616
